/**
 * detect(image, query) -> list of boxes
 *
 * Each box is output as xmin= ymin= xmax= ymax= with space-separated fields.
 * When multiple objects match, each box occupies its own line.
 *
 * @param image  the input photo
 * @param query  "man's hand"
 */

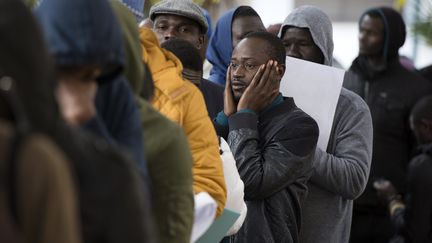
xmin=373 ymin=179 xmax=398 ymax=204
xmin=56 ymin=79 xmax=98 ymax=126
xmin=224 ymin=66 xmax=237 ymax=117
xmin=237 ymin=60 xmax=280 ymax=112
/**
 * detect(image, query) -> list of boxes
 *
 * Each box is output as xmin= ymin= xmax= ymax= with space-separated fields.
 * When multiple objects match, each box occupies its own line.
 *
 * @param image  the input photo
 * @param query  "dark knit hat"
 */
xmin=149 ymin=0 xmax=208 ymax=33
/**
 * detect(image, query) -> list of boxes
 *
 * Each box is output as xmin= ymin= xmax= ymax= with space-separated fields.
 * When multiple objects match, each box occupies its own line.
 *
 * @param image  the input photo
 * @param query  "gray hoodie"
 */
xmin=279 ymin=6 xmax=373 ymax=243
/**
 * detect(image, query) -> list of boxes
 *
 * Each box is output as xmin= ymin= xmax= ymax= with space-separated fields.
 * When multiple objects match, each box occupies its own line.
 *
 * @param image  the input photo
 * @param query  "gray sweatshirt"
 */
xmin=300 ymin=87 xmax=372 ymax=243
xmin=279 ymin=6 xmax=373 ymax=243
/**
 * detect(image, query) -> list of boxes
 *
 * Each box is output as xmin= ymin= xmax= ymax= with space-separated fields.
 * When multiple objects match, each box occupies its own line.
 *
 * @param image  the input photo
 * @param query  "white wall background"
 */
xmin=248 ymin=0 xmax=432 ymax=69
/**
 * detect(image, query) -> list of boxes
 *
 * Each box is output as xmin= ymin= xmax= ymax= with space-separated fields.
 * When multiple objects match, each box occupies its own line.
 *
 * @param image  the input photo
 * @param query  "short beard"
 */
xmin=233 ymin=93 xmax=241 ymax=104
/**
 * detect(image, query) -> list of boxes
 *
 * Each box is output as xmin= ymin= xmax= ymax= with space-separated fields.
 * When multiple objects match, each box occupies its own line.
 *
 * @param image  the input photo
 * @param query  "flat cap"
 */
xmin=150 ymin=0 xmax=208 ymax=33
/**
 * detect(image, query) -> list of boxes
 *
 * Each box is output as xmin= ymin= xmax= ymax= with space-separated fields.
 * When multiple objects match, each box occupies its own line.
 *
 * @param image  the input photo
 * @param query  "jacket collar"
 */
xmin=260 ymin=96 xmax=296 ymax=123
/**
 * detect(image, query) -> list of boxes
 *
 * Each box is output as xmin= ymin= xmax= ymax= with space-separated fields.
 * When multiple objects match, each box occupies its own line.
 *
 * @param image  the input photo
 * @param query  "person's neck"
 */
xmin=182 ymin=69 xmax=202 ymax=86
xmin=366 ymin=55 xmax=382 ymax=66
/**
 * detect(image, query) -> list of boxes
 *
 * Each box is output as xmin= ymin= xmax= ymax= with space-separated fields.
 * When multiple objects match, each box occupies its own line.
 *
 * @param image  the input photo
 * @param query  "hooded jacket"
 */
xmin=3 ymin=0 xmax=154 ymax=242
xmin=344 ymin=7 xmax=432 ymax=211
xmin=280 ymin=6 xmax=373 ymax=243
xmin=111 ymin=3 xmax=194 ymax=243
xmin=139 ymin=27 xmax=226 ymax=216
xmin=35 ymin=0 xmax=147 ymax=173
xmin=206 ymin=7 xmax=237 ymax=85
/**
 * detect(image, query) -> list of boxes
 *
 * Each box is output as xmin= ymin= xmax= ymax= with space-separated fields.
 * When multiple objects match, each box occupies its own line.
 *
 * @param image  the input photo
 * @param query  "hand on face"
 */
xmin=237 ymin=60 xmax=280 ymax=112
xmin=223 ymin=66 xmax=236 ymax=117
xmin=56 ymin=75 xmax=98 ymax=126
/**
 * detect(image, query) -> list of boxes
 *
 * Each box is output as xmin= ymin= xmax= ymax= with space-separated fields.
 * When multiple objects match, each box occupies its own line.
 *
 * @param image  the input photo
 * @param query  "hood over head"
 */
xmin=359 ymin=6 xmax=406 ymax=61
xmin=35 ymin=0 xmax=125 ymax=83
xmin=205 ymin=7 xmax=238 ymax=85
xmin=0 ymin=0 xmax=58 ymax=131
xmin=279 ymin=5 xmax=333 ymax=66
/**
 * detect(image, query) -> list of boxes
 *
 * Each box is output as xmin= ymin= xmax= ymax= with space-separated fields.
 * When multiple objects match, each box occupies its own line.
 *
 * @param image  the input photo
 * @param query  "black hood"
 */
xmin=0 ymin=0 xmax=59 ymax=131
xmin=351 ymin=7 xmax=406 ymax=79
xmin=360 ymin=7 xmax=406 ymax=61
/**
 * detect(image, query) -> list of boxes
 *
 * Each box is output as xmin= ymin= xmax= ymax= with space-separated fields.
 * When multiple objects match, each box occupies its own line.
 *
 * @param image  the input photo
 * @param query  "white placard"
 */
xmin=280 ymin=56 xmax=345 ymax=150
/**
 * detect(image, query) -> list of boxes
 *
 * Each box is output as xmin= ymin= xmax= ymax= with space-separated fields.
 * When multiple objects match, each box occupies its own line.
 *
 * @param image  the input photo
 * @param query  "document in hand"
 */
xmin=280 ymin=56 xmax=345 ymax=150
xmin=195 ymin=209 xmax=240 ymax=243
xmin=190 ymin=192 xmax=217 ymax=243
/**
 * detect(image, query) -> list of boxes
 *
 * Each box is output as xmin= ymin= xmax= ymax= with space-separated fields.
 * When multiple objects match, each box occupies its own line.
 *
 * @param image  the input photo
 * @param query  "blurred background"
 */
xmin=142 ymin=0 xmax=432 ymax=70
xmin=25 ymin=0 xmax=432 ymax=69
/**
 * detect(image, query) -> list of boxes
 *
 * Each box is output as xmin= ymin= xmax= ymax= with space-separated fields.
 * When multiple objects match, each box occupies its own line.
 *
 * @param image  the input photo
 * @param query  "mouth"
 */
xmin=231 ymin=80 xmax=246 ymax=92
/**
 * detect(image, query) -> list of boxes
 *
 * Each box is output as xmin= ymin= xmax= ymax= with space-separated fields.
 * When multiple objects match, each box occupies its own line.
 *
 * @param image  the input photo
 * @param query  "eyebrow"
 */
xmin=231 ymin=57 xmax=257 ymax=61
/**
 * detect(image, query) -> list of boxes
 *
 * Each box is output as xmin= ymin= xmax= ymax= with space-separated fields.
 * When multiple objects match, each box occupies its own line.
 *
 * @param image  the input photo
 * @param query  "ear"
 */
xmin=196 ymin=34 xmax=205 ymax=50
xmin=276 ymin=64 xmax=286 ymax=79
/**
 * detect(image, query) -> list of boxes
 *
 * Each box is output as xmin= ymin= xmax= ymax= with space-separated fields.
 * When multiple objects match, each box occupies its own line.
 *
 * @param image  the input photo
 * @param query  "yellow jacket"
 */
xmin=139 ymin=27 xmax=226 ymax=216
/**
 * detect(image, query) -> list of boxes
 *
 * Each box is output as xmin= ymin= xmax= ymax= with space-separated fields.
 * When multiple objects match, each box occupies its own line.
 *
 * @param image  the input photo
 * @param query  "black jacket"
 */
xmin=227 ymin=98 xmax=319 ymax=243
xmin=391 ymin=144 xmax=432 ymax=243
xmin=345 ymin=58 xmax=432 ymax=210
xmin=344 ymin=7 xmax=432 ymax=211
xmin=200 ymin=78 xmax=224 ymax=119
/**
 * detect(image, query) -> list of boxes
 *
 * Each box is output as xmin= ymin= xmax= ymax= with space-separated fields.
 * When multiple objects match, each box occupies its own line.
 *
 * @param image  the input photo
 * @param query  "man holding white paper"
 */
xmin=278 ymin=6 xmax=373 ymax=243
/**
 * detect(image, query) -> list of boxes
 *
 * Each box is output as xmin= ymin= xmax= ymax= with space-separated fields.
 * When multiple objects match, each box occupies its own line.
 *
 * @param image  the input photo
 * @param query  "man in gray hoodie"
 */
xmin=278 ymin=6 xmax=373 ymax=243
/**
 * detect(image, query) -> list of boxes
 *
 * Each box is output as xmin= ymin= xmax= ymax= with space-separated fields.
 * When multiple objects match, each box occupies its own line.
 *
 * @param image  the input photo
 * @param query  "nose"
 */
xmin=285 ymin=43 xmax=301 ymax=59
xmin=232 ymin=65 xmax=245 ymax=79
xmin=163 ymin=27 xmax=177 ymax=41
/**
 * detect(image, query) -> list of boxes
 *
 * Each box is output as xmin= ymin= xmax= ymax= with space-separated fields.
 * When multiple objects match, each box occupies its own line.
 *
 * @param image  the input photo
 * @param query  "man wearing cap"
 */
xmin=149 ymin=0 xmax=207 ymax=50
xmin=149 ymin=0 xmax=224 ymax=120
xmin=139 ymin=0 xmax=227 ymax=219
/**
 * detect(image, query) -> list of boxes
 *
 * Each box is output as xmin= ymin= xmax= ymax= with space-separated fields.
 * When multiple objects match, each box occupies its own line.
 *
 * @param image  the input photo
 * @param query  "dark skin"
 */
xmin=224 ymin=37 xmax=285 ymax=116
xmin=153 ymin=14 xmax=204 ymax=50
xmin=231 ymin=16 xmax=266 ymax=48
xmin=358 ymin=14 xmax=385 ymax=66
xmin=281 ymin=27 xmax=325 ymax=64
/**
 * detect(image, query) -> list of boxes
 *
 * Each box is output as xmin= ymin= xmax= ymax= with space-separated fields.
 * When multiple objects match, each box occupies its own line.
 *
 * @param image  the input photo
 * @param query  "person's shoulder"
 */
xmin=200 ymin=78 xmax=224 ymax=92
xmin=183 ymin=80 xmax=207 ymax=103
xmin=339 ymin=88 xmax=370 ymax=112
xmin=408 ymin=153 xmax=432 ymax=186
xmin=409 ymin=153 xmax=432 ymax=172
xmin=279 ymin=100 xmax=319 ymax=135
xmin=141 ymin=99 xmax=184 ymax=138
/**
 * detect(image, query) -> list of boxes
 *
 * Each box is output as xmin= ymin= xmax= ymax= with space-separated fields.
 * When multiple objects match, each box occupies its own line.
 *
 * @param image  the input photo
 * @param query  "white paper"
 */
xmin=280 ymin=56 xmax=345 ymax=150
xmin=190 ymin=192 xmax=217 ymax=243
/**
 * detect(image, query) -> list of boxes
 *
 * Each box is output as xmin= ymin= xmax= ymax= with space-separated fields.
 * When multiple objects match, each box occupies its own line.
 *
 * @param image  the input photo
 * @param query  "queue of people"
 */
xmin=1 ymin=0 xmax=431 ymax=243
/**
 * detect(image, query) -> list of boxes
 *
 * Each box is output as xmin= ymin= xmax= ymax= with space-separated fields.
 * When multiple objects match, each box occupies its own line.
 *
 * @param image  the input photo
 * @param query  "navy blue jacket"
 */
xmin=35 ymin=0 xmax=147 ymax=172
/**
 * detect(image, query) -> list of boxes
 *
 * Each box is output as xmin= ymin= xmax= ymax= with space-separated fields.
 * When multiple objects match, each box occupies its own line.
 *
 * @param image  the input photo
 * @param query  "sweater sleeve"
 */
xmin=228 ymin=112 xmax=318 ymax=201
xmin=145 ymin=121 xmax=194 ymax=243
xmin=185 ymin=87 xmax=227 ymax=217
xmin=310 ymin=93 xmax=373 ymax=199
